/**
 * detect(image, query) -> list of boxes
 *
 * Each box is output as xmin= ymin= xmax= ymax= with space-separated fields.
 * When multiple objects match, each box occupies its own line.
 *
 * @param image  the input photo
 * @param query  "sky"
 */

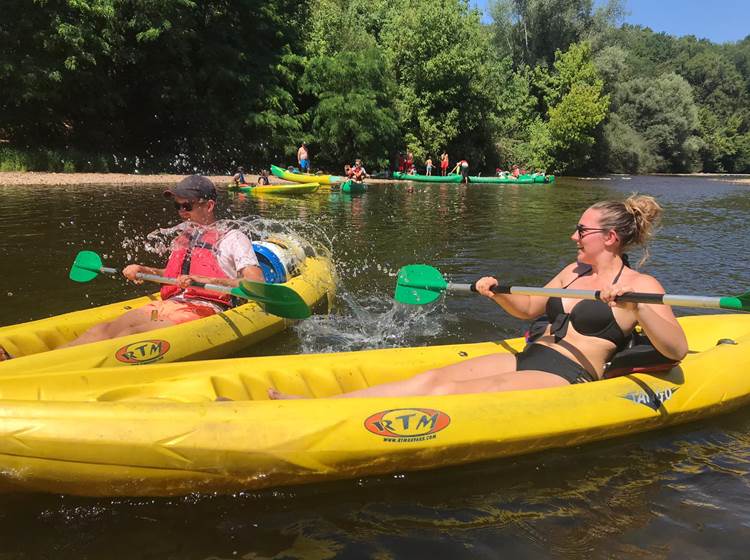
xmin=471 ymin=0 xmax=750 ymax=44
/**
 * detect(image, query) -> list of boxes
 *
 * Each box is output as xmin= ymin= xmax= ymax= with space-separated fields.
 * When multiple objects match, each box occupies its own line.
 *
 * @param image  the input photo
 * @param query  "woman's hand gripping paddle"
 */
xmin=70 ymin=250 xmax=311 ymax=319
xmin=394 ymin=264 xmax=750 ymax=312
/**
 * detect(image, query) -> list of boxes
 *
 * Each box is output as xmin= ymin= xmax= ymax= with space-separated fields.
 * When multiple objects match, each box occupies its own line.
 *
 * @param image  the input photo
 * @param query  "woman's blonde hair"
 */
xmin=590 ymin=194 xmax=662 ymax=267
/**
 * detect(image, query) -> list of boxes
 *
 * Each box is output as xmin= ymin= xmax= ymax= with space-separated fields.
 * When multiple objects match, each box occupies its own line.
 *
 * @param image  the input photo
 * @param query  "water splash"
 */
xmin=294 ymin=291 xmax=445 ymax=353
xmin=115 ymin=216 xmax=335 ymax=262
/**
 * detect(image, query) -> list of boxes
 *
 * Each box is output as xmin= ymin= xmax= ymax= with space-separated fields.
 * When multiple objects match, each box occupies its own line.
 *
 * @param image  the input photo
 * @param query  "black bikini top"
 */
xmin=544 ymin=260 xmax=632 ymax=351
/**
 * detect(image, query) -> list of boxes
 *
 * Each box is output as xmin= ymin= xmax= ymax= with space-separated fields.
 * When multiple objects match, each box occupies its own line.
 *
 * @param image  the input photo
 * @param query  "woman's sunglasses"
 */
xmin=575 ymin=224 xmax=608 ymax=237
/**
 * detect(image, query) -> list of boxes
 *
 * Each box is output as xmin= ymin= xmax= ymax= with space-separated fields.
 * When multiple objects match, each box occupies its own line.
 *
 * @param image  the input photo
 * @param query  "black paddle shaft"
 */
xmin=468 ymin=282 xmax=667 ymax=304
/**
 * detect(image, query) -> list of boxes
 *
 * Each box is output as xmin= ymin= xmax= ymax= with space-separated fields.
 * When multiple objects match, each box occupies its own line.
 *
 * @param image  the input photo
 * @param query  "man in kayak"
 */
xmin=270 ymin=194 xmax=688 ymax=398
xmin=61 ymin=175 xmax=265 ymax=348
xmin=351 ymin=159 xmax=368 ymax=182
xmin=256 ymin=169 xmax=270 ymax=185
xmin=232 ymin=166 xmax=246 ymax=186
xmin=297 ymin=142 xmax=310 ymax=172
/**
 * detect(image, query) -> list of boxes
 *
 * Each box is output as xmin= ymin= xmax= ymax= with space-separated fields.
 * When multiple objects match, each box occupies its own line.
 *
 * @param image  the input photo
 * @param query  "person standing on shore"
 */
xmin=297 ymin=142 xmax=310 ymax=173
xmin=458 ymin=159 xmax=469 ymax=183
xmin=425 ymin=157 xmax=433 ymax=176
xmin=440 ymin=152 xmax=449 ymax=176
xmin=405 ymin=152 xmax=414 ymax=172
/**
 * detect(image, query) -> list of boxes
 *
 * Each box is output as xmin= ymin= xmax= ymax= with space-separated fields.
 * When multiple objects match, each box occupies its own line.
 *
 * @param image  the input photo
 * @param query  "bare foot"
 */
xmin=267 ymin=388 xmax=305 ymax=400
xmin=0 ymin=346 xmax=12 ymax=361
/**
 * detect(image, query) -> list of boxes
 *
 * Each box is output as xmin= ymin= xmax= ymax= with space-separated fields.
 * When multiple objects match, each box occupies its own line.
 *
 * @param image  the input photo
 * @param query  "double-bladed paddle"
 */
xmin=394 ymin=264 xmax=750 ymax=312
xmin=70 ymin=250 xmax=311 ymax=319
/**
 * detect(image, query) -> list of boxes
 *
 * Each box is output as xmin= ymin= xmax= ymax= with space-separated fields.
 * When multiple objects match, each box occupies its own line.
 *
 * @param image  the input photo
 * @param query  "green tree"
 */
xmin=611 ymin=73 xmax=701 ymax=172
xmin=489 ymin=0 xmax=624 ymax=67
xmin=379 ymin=0 xmax=504 ymax=168
xmin=301 ymin=41 xmax=399 ymax=169
xmin=522 ymin=42 xmax=609 ymax=172
xmin=0 ymin=0 xmax=306 ymax=171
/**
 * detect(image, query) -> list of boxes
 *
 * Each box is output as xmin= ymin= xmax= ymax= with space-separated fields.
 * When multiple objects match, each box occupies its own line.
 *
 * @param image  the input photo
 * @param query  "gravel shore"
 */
xmin=0 ymin=172 xmax=395 ymax=187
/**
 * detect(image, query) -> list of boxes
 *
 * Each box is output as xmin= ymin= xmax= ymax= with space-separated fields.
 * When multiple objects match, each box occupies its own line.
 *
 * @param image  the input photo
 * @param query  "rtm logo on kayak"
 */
xmin=622 ymin=386 xmax=679 ymax=411
xmin=115 ymin=340 xmax=171 ymax=364
xmin=364 ymin=408 xmax=451 ymax=442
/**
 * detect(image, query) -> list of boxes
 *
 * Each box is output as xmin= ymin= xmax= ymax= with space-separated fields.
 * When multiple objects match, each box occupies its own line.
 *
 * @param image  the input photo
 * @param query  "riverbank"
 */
xmin=1 ymin=171 xmax=747 ymax=188
xmin=0 ymin=172 xmax=396 ymax=187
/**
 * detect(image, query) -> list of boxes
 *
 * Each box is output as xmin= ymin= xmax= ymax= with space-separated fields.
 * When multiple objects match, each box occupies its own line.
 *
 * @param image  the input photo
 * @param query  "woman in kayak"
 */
xmin=256 ymin=169 xmax=270 ymax=185
xmin=269 ymin=194 xmax=688 ymax=398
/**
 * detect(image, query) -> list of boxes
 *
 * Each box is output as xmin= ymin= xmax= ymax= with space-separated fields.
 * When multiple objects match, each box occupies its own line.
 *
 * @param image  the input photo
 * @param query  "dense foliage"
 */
xmin=1 ymin=0 xmax=748 ymax=174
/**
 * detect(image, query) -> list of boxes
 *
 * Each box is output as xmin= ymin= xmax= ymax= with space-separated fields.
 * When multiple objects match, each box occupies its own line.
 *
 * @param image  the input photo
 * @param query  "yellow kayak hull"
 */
xmin=228 ymin=182 xmax=320 ymax=194
xmin=270 ymin=164 xmax=343 ymax=185
xmin=0 ymin=256 xmax=334 ymax=375
xmin=1 ymin=314 xmax=749 ymax=496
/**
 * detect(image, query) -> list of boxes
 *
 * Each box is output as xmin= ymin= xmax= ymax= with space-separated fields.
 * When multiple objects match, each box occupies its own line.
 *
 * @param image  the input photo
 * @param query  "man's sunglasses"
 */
xmin=174 ymin=200 xmax=198 ymax=212
xmin=575 ymin=224 xmax=608 ymax=237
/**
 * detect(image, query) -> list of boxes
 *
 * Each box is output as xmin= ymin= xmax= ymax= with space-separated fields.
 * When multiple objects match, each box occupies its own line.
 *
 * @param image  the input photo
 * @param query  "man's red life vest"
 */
xmin=160 ymin=228 xmax=233 ymax=307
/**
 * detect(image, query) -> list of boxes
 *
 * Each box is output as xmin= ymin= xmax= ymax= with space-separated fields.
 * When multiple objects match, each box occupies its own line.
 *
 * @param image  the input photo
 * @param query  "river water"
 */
xmin=1 ymin=175 xmax=750 ymax=557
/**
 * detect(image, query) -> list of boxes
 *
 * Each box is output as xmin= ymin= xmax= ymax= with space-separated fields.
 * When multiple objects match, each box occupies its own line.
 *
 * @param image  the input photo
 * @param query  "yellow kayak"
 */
xmin=0 ymin=314 xmax=749 ymax=496
xmin=227 ymin=182 xmax=320 ymax=194
xmin=270 ymin=164 xmax=343 ymax=185
xmin=0 ymin=237 xmax=335 ymax=375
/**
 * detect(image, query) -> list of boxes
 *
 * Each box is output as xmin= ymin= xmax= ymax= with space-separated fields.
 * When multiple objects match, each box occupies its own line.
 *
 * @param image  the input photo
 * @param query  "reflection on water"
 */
xmin=1 ymin=176 xmax=750 ymax=557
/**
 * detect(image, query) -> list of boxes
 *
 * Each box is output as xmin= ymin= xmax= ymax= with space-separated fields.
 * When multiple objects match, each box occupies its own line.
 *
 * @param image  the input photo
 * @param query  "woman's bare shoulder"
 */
xmin=627 ymin=269 xmax=666 ymax=293
xmin=548 ymin=261 xmax=587 ymax=287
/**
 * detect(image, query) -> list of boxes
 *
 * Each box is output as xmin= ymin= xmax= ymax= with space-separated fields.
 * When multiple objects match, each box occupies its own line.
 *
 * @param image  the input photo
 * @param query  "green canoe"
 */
xmin=392 ymin=171 xmax=463 ymax=183
xmin=341 ymin=180 xmax=367 ymax=193
xmin=468 ymin=174 xmax=555 ymax=184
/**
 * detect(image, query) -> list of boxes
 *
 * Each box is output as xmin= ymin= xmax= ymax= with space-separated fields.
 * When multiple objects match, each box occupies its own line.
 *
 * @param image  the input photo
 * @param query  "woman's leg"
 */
xmin=431 ymin=369 xmax=569 ymax=395
xmin=269 ymin=352 xmax=544 ymax=399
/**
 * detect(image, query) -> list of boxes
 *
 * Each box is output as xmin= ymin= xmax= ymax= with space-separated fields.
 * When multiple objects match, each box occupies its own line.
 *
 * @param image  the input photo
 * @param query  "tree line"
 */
xmin=1 ymin=0 xmax=748 ymax=175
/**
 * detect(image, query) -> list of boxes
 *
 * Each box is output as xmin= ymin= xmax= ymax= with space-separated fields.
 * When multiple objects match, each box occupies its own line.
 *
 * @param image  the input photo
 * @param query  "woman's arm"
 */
xmin=474 ymin=264 xmax=576 ymax=320
xmin=602 ymin=274 xmax=688 ymax=361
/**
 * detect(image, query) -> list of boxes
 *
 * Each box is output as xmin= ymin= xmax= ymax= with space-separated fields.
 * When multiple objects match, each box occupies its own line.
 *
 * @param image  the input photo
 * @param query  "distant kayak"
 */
xmin=392 ymin=171 xmax=462 ymax=183
xmin=340 ymin=179 xmax=367 ymax=193
xmin=469 ymin=174 xmax=555 ymax=184
xmin=228 ymin=182 xmax=320 ymax=195
xmin=270 ymin=164 xmax=344 ymax=185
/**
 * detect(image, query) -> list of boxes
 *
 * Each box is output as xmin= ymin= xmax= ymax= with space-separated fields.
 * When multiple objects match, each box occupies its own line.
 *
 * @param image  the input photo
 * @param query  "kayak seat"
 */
xmin=602 ymin=332 xmax=679 ymax=378
xmin=524 ymin=317 xmax=679 ymax=379
xmin=245 ymin=365 xmax=372 ymax=399
xmin=0 ymin=328 xmax=71 ymax=358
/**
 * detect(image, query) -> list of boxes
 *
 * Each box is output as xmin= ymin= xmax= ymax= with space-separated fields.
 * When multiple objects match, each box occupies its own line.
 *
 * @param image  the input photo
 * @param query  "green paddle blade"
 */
xmin=69 ymin=250 xmax=103 ymax=282
xmin=394 ymin=264 xmax=449 ymax=305
xmin=239 ymin=280 xmax=311 ymax=319
xmin=719 ymin=292 xmax=750 ymax=311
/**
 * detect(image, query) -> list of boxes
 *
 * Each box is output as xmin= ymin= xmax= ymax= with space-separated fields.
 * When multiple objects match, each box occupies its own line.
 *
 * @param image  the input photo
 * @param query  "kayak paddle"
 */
xmin=70 ymin=250 xmax=311 ymax=319
xmin=394 ymin=264 xmax=750 ymax=312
